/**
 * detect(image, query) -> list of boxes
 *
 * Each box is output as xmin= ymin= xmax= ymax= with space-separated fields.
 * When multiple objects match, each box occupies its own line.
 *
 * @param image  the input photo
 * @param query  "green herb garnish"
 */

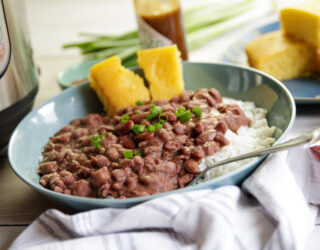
xmin=180 ymin=110 xmax=191 ymax=123
xmin=159 ymin=113 xmax=168 ymax=124
xmin=121 ymin=114 xmax=130 ymax=124
xmin=91 ymin=132 xmax=106 ymax=149
xmin=175 ymin=107 xmax=186 ymax=118
xmin=146 ymin=104 xmax=163 ymax=121
xmin=134 ymin=151 xmax=142 ymax=156
xmin=192 ymin=106 xmax=202 ymax=117
xmin=124 ymin=149 xmax=133 ymax=159
xmin=135 ymin=100 xmax=143 ymax=106
xmin=148 ymin=125 xmax=156 ymax=132
xmin=154 ymin=122 xmax=163 ymax=129
xmin=131 ymin=124 xmax=145 ymax=135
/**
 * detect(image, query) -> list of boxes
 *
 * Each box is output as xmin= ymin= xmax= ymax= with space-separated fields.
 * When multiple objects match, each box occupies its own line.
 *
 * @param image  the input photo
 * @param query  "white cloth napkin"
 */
xmin=9 ymin=145 xmax=319 ymax=250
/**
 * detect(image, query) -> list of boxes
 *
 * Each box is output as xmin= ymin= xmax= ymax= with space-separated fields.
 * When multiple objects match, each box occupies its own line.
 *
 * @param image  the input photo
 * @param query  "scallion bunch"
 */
xmin=63 ymin=0 xmax=256 ymax=67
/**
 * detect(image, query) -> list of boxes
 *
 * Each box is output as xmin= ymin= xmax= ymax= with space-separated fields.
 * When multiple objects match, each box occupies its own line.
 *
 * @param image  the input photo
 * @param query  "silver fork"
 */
xmin=187 ymin=128 xmax=320 ymax=187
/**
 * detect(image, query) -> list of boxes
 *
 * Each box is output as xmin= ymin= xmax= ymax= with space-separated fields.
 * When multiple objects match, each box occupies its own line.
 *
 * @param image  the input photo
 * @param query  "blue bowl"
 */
xmin=8 ymin=62 xmax=295 ymax=210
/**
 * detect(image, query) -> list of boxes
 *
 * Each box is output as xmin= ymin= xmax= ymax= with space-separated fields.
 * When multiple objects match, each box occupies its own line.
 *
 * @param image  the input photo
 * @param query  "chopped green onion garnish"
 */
xmin=154 ymin=122 xmax=163 ymax=129
xmin=91 ymin=132 xmax=106 ymax=149
xmin=135 ymin=100 xmax=143 ymax=106
xmin=159 ymin=113 xmax=168 ymax=124
xmin=134 ymin=151 xmax=142 ymax=156
xmin=124 ymin=149 xmax=133 ymax=159
xmin=121 ymin=114 xmax=130 ymax=124
xmin=175 ymin=107 xmax=186 ymax=118
xmin=146 ymin=104 xmax=163 ymax=121
xmin=131 ymin=124 xmax=145 ymax=135
xmin=148 ymin=125 xmax=156 ymax=132
xmin=192 ymin=106 xmax=202 ymax=117
xmin=180 ymin=110 xmax=191 ymax=123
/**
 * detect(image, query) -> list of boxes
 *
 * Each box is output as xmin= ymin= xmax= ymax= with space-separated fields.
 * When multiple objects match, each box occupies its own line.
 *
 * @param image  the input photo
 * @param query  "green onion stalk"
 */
xmin=63 ymin=0 xmax=256 ymax=67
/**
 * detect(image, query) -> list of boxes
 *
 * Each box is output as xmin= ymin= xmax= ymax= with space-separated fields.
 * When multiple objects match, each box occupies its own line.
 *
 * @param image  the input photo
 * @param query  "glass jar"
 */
xmin=133 ymin=0 xmax=188 ymax=60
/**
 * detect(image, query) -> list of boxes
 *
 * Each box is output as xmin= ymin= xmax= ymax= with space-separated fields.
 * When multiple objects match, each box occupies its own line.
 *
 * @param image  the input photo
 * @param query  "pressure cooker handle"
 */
xmin=0 ymin=0 xmax=11 ymax=78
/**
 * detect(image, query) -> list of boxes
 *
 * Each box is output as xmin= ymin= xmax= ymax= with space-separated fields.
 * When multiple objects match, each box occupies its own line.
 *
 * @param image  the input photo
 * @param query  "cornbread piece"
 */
xmin=137 ymin=45 xmax=185 ymax=101
xmin=281 ymin=0 xmax=320 ymax=48
xmin=245 ymin=31 xmax=317 ymax=80
xmin=90 ymin=56 xmax=150 ymax=116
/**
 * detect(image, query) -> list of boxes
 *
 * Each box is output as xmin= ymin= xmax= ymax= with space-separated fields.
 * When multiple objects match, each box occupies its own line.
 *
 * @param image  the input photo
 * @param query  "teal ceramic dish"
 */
xmin=8 ymin=62 xmax=295 ymax=210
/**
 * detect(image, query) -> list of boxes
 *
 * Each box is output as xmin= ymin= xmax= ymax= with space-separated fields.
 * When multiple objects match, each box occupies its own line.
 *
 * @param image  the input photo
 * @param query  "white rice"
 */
xmin=199 ymin=97 xmax=276 ymax=180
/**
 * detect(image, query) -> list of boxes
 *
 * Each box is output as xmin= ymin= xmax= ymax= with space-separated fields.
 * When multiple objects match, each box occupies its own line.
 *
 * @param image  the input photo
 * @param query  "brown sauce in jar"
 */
xmin=140 ymin=8 xmax=188 ymax=60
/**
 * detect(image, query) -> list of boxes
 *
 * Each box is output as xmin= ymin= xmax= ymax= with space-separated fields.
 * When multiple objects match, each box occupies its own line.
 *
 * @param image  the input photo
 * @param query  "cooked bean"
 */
xmin=155 ymin=162 xmax=176 ymax=175
xmin=215 ymin=121 xmax=228 ymax=134
xmin=196 ymin=130 xmax=216 ymax=144
xmin=72 ymin=180 xmax=91 ymax=197
xmin=158 ymin=129 xmax=173 ymax=142
xmin=191 ymin=147 xmax=205 ymax=160
xmin=92 ymin=167 xmax=110 ymax=187
xmin=184 ymin=159 xmax=200 ymax=174
xmin=106 ymin=148 xmax=120 ymax=162
xmin=173 ymin=123 xmax=186 ymax=135
xmin=37 ymin=161 xmax=58 ymax=175
xmin=203 ymin=141 xmax=220 ymax=155
xmin=114 ymin=120 xmax=134 ymax=135
xmin=135 ymin=132 xmax=154 ymax=142
xmin=214 ymin=133 xmax=229 ymax=146
xmin=98 ymin=183 xmax=111 ymax=198
xmin=119 ymin=136 xmax=135 ymax=149
xmin=164 ymin=140 xmax=180 ymax=152
xmin=119 ymin=159 xmax=134 ymax=169
xmin=91 ymin=155 xmax=110 ymax=168
xmin=112 ymin=169 xmax=127 ymax=183
xmin=130 ymin=112 xmax=148 ymax=123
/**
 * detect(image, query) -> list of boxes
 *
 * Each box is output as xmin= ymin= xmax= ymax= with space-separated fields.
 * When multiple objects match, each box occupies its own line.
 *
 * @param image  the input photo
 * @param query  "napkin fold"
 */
xmin=10 ymin=145 xmax=319 ymax=250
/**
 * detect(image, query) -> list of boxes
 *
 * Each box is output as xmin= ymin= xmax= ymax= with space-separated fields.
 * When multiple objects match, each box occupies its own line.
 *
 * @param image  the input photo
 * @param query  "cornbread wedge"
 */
xmin=137 ymin=45 xmax=184 ymax=101
xmin=245 ymin=31 xmax=317 ymax=80
xmin=90 ymin=56 xmax=150 ymax=116
xmin=281 ymin=0 xmax=320 ymax=48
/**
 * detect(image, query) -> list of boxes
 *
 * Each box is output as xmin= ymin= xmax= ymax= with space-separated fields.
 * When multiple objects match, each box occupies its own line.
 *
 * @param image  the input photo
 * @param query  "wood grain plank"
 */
xmin=0 ymin=226 xmax=26 ymax=250
xmin=0 ymin=157 xmax=73 ymax=225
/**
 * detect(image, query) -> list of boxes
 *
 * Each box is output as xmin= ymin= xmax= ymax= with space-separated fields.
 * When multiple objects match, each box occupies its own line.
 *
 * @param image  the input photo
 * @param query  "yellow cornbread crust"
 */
xmin=90 ymin=56 xmax=150 ymax=116
xmin=245 ymin=31 xmax=317 ymax=81
xmin=281 ymin=0 xmax=320 ymax=48
xmin=137 ymin=45 xmax=185 ymax=101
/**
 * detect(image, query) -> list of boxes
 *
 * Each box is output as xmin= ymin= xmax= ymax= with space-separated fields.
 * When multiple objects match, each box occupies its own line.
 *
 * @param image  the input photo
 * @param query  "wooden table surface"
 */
xmin=1 ymin=0 xmax=320 ymax=249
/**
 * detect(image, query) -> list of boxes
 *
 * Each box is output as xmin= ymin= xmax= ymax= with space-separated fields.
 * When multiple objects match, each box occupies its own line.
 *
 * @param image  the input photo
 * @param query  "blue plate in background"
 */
xmin=221 ymin=21 xmax=320 ymax=105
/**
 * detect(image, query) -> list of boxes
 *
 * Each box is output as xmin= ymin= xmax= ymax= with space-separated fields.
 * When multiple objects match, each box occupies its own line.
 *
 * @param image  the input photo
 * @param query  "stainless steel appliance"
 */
xmin=0 ymin=0 xmax=38 ymax=148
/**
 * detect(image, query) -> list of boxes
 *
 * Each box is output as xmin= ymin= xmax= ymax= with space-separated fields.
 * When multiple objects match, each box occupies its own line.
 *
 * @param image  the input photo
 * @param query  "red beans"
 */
xmin=72 ymin=180 xmax=91 ymax=197
xmin=135 ymin=132 xmax=154 ymax=142
xmin=196 ymin=130 xmax=216 ymax=144
xmin=91 ymin=155 xmax=110 ymax=168
xmin=158 ymin=129 xmax=173 ymax=142
xmin=112 ymin=169 xmax=127 ymax=183
xmin=114 ymin=120 xmax=134 ymax=135
xmin=119 ymin=136 xmax=135 ymax=149
xmin=130 ymin=112 xmax=148 ymax=123
xmin=92 ymin=167 xmax=110 ymax=187
xmin=37 ymin=161 xmax=58 ymax=175
xmin=173 ymin=123 xmax=185 ymax=135
xmin=106 ymin=148 xmax=120 ymax=162
xmin=191 ymin=147 xmax=205 ymax=160
xmin=183 ymin=159 xmax=200 ymax=174
xmin=38 ymin=88 xmax=251 ymax=199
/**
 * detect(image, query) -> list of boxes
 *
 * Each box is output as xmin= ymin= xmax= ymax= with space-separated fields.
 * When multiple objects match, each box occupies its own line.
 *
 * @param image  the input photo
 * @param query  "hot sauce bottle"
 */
xmin=133 ymin=0 xmax=188 ymax=60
